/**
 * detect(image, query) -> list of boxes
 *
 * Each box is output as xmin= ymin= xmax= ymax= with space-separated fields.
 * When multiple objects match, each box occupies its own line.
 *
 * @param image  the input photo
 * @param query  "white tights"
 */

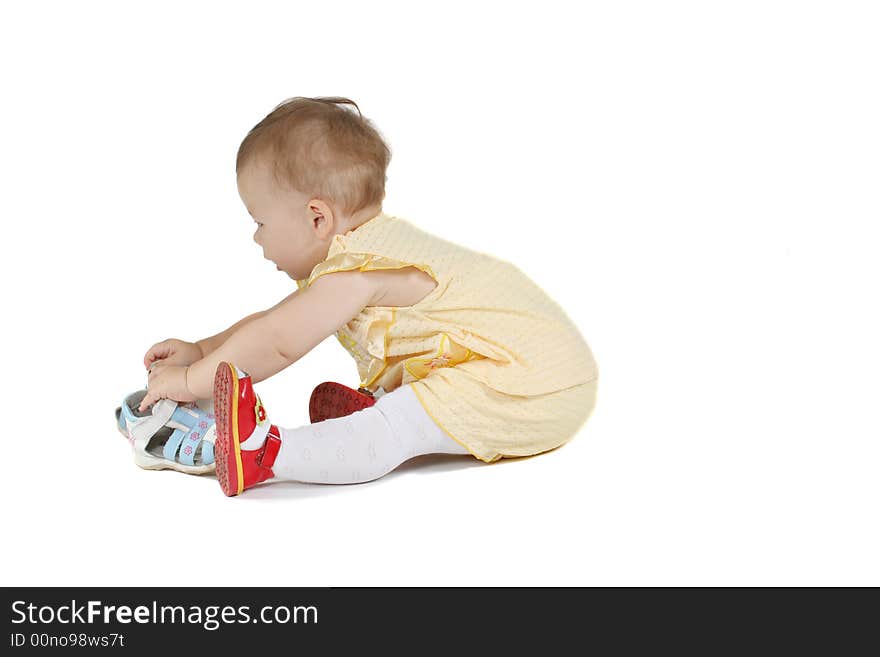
xmin=265 ymin=384 xmax=471 ymax=484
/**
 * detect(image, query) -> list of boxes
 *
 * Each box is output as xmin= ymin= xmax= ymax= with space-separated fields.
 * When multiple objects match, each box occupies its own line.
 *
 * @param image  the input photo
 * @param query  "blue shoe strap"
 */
xmin=162 ymin=427 xmax=188 ymax=462
xmin=178 ymin=421 xmax=216 ymax=466
xmin=201 ymin=441 xmax=214 ymax=465
xmin=178 ymin=424 xmax=199 ymax=466
xmin=170 ymin=407 xmax=200 ymax=429
xmin=120 ymin=399 xmax=144 ymax=427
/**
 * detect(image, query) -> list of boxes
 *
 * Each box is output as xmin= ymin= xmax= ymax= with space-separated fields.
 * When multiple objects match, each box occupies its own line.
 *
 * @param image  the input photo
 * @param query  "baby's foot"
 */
xmin=212 ymin=362 xmax=282 ymax=496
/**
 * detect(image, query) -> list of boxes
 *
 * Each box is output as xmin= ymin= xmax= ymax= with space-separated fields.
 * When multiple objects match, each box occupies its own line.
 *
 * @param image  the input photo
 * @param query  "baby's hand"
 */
xmin=138 ymin=365 xmax=197 ymax=412
xmin=143 ymin=338 xmax=203 ymax=372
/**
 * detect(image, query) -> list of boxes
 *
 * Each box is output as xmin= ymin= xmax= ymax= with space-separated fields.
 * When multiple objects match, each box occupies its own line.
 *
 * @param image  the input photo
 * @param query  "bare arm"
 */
xmin=184 ymin=273 xmax=377 ymax=398
xmin=194 ymin=287 xmax=302 ymax=358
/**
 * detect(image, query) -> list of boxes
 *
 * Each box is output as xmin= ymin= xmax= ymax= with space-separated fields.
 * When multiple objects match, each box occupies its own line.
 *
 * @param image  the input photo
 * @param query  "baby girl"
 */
xmin=139 ymin=96 xmax=599 ymax=496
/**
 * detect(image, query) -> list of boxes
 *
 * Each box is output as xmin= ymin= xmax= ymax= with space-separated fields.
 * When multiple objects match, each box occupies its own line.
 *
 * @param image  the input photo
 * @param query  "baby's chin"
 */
xmin=278 ymin=267 xmax=297 ymax=280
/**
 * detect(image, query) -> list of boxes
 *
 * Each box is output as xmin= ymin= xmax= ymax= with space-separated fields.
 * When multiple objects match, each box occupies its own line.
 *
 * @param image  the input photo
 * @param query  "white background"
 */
xmin=1 ymin=1 xmax=877 ymax=586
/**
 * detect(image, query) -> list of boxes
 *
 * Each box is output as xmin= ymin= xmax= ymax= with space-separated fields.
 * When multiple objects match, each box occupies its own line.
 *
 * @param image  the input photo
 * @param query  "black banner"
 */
xmin=1 ymin=587 xmax=874 ymax=652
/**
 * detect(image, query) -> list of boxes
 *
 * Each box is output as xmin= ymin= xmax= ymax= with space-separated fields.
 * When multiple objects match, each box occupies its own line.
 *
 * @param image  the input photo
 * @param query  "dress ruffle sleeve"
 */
xmin=304 ymin=250 xmax=439 ymax=291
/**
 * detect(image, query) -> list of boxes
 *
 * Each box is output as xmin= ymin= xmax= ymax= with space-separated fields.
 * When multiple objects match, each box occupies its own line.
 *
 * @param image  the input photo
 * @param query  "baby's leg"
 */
xmin=271 ymin=384 xmax=470 ymax=484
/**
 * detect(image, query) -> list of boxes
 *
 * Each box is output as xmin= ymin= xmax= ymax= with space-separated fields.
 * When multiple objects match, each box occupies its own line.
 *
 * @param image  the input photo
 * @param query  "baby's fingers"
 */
xmin=148 ymin=359 xmax=166 ymax=374
xmin=143 ymin=341 xmax=172 ymax=370
xmin=138 ymin=390 xmax=162 ymax=413
xmin=137 ymin=394 xmax=152 ymax=413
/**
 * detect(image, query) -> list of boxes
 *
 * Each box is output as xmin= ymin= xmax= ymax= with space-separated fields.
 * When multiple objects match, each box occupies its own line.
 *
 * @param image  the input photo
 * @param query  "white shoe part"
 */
xmin=240 ymin=418 xmax=270 ymax=451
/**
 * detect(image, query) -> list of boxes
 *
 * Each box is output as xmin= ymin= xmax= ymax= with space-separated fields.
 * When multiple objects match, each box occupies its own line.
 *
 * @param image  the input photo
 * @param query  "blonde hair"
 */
xmin=236 ymin=96 xmax=391 ymax=218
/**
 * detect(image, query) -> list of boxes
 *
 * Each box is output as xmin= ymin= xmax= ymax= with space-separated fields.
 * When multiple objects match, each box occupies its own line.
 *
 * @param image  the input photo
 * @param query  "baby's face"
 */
xmin=236 ymin=156 xmax=339 ymax=281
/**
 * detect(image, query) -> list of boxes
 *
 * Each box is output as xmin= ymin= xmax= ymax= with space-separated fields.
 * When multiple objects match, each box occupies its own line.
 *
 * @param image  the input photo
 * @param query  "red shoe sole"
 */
xmin=213 ymin=362 xmax=242 ymax=497
xmin=309 ymin=382 xmax=377 ymax=423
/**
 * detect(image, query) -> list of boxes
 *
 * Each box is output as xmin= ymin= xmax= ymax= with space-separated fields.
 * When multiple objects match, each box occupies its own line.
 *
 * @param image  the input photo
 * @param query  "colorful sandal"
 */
xmin=309 ymin=382 xmax=379 ymax=423
xmin=114 ymin=389 xmax=217 ymax=474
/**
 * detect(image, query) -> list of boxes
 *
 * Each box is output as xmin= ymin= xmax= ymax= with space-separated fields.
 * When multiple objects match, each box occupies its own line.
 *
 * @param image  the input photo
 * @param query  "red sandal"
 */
xmin=212 ymin=362 xmax=283 ymax=497
xmin=309 ymin=382 xmax=377 ymax=423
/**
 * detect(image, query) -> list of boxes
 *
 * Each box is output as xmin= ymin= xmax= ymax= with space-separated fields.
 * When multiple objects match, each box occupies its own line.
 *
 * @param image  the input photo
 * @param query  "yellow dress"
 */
xmin=296 ymin=211 xmax=599 ymax=463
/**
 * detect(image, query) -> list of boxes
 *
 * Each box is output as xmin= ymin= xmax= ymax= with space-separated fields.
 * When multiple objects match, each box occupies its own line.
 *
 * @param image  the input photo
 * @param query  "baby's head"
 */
xmin=236 ymin=96 xmax=391 ymax=280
